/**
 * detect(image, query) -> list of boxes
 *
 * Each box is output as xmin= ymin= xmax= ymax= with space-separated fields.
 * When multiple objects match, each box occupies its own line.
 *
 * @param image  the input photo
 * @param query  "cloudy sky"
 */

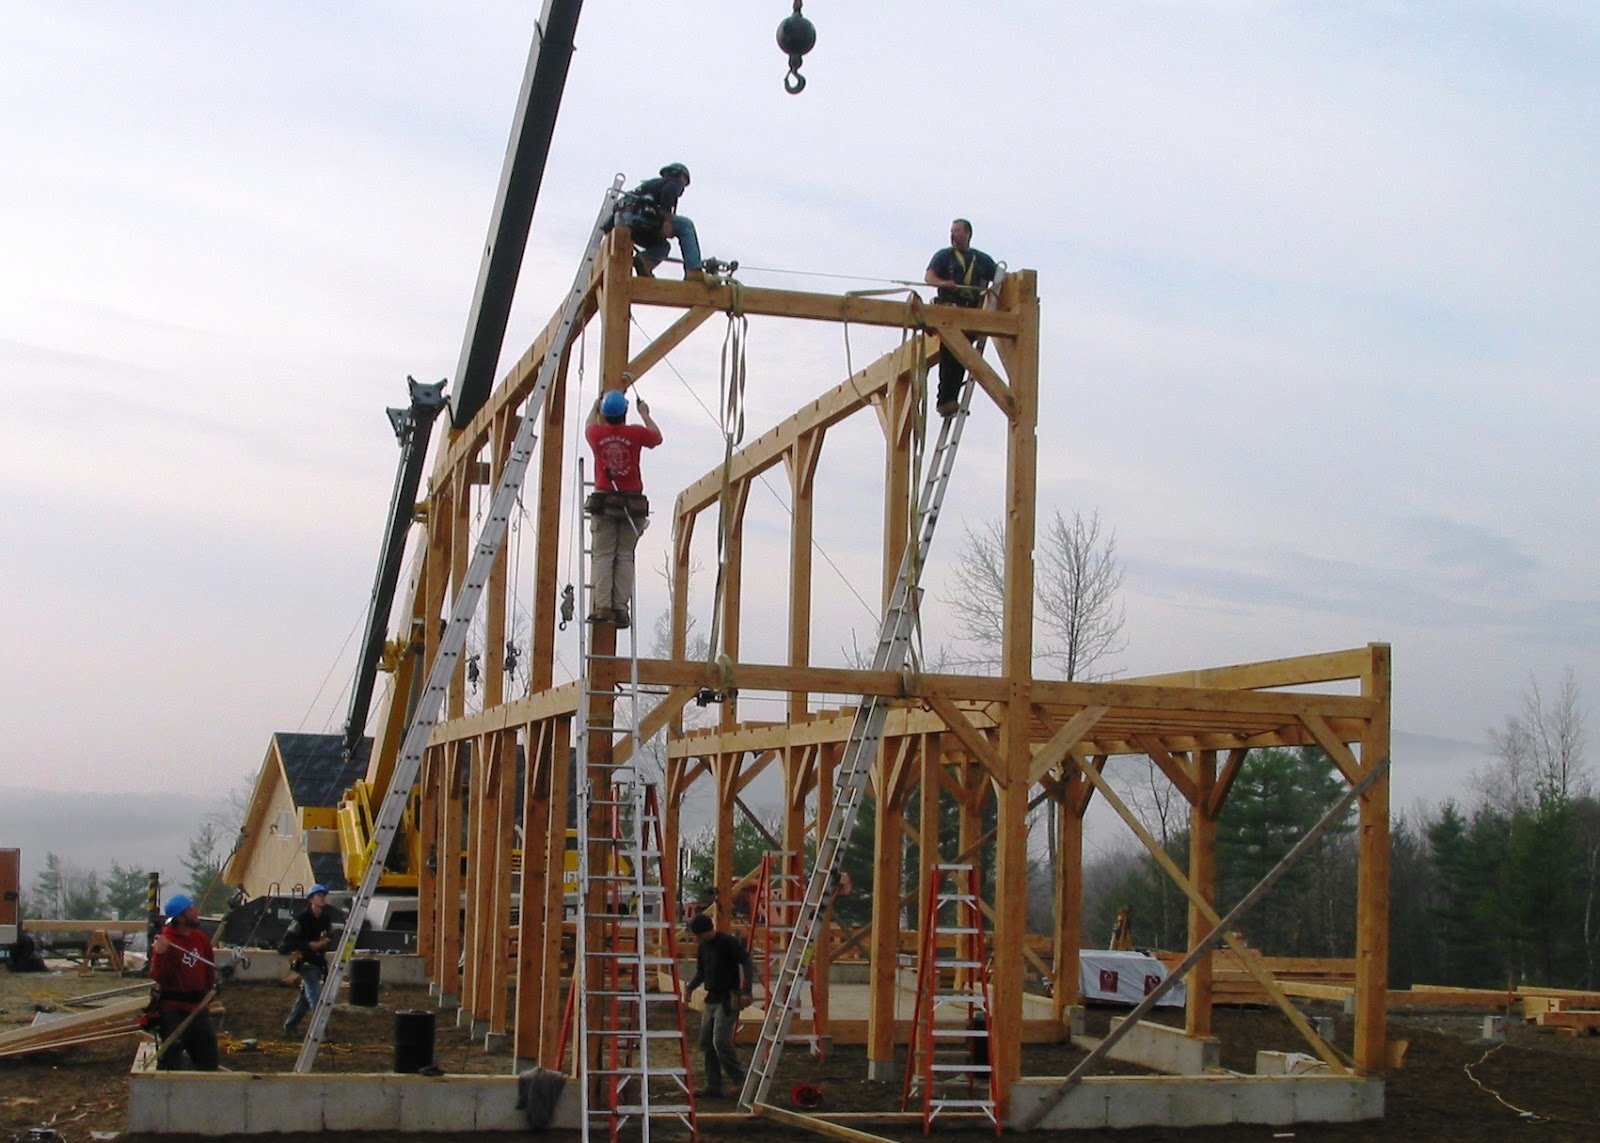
xmin=2 ymin=2 xmax=1595 ymax=839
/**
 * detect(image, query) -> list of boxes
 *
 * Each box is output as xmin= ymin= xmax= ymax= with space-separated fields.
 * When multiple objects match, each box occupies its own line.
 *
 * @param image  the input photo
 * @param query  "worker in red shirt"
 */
xmin=149 ymin=893 xmax=220 ymax=1070
xmin=584 ymin=388 xmax=662 ymax=629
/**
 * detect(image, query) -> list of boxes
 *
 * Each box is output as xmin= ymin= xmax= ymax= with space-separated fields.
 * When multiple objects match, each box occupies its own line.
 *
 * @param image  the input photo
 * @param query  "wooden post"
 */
xmin=1052 ymin=786 xmax=1083 ymax=1025
xmin=1187 ymin=749 xmax=1217 ymax=1038
xmin=1354 ymin=643 xmax=1392 ymax=1071
xmin=992 ymin=269 xmax=1039 ymax=1116
xmin=437 ymin=744 xmax=466 ymax=1009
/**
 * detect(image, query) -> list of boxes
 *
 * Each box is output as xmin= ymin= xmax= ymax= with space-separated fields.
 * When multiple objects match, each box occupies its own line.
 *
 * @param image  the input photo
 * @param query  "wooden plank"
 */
xmin=1124 ymin=647 xmax=1377 ymax=690
xmin=25 ymin=920 xmax=146 ymax=934
xmin=752 ymin=1100 xmax=900 ymax=1143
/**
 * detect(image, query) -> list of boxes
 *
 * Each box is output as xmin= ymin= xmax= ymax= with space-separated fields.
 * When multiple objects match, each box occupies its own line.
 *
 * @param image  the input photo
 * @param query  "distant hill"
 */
xmin=0 ymin=786 xmax=232 ymax=901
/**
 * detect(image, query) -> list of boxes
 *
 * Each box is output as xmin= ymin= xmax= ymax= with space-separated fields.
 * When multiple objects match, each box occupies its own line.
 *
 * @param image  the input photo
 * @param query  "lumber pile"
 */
xmin=1154 ymin=950 xmax=1356 ymax=1006
xmin=0 ymin=995 xmax=149 ymax=1059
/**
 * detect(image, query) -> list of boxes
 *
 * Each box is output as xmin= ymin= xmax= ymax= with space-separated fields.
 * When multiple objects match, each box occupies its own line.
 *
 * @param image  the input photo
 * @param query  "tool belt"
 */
xmin=615 ymin=194 xmax=665 ymax=240
xmin=586 ymin=491 xmax=650 ymax=520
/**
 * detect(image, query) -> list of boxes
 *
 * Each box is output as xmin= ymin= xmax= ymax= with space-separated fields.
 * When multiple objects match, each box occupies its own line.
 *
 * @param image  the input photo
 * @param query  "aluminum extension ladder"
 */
xmin=569 ymin=461 xmax=698 ymax=1142
xmin=901 ymin=864 xmax=999 ymax=1134
xmin=738 ymin=316 xmax=992 ymax=1108
xmin=292 ymin=177 xmax=624 ymax=1074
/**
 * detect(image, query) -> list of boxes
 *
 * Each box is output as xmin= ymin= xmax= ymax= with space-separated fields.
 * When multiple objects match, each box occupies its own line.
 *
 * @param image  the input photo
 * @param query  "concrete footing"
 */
xmin=1101 ymin=1016 xmax=1219 ymax=1074
xmin=1008 ymin=1073 xmax=1383 ymax=1130
xmin=129 ymin=1042 xmax=579 ymax=1134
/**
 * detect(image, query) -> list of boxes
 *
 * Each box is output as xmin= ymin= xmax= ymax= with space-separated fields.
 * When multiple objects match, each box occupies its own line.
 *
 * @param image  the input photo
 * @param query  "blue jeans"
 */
xmin=285 ymin=962 xmax=325 ymax=1030
xmin=638 ymin=215 xmax=702 ymax=273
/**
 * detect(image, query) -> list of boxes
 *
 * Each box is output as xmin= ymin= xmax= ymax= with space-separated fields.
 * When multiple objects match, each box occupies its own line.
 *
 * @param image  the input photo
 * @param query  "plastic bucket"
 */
xmin=394 ymin=1008 xmax=436 ymax=1073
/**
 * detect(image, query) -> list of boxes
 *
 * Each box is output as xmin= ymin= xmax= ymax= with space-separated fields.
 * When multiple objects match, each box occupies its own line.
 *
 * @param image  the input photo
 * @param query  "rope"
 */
xmin=705 ymin=286 xmax=749 ymax=664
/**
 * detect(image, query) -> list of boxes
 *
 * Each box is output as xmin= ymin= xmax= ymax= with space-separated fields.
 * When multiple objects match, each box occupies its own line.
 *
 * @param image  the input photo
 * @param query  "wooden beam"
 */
xmin=937 ymin=327 xmax=1016 ymax=418
xmin=1027 ymin=704 xmax=1109 ymax=784
xmin=1134 ymin=736 xmax=1200 ymax=806
xmin=675 ymin=337 xmax=938 ymax=519
xmin=1300 ymin=711 xmax=1365 ymax=785
xmin=925 ymin=693 xmax=1006 ymax=781
xmin=624 ymin=306 xmax=714 ymax=382
xmin=629 ymin=277 xmax=1021 ymax=337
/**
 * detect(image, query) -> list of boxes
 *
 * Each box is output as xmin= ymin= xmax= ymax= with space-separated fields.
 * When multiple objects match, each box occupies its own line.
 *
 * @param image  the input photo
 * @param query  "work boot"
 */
xmin=612 ymin=607 xmax=631 ymax=630
xmin=632 ymin=253 xmax=654 ymax=278
xmin=585 ymin=608 xmax=613 ymax=625
xmin=937 ymin=400 xmax=959 ymax=418
xmin=683 ymin=268 xmax=705 ymax=282
xmin=693 ymin=1087 xmax=724 ymax=1099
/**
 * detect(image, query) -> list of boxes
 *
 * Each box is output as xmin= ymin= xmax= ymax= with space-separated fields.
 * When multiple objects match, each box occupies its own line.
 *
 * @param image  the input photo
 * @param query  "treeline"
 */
xmin=22 ymin=822 xmax=231 ymax=921
xmin=1080 ymin=672 xmax=1594 ymax=992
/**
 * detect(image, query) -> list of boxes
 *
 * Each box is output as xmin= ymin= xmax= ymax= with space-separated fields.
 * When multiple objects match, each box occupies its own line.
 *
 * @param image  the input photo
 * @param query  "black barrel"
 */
xmin=394 ymin=1009 xmax=436 ymax=1074
xmin=348 ymin=956 xmax=381 ymax=1007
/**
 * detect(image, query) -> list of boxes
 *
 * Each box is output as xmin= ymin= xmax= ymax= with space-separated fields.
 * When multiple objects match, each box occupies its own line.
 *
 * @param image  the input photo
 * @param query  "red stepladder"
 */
xmin=901 ymin=864 xmax=999 ymax=1134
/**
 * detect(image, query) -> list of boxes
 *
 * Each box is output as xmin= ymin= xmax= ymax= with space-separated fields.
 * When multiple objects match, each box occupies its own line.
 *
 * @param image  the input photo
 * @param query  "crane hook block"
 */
xmin=777 ymin=1 xmax=816 ymax=94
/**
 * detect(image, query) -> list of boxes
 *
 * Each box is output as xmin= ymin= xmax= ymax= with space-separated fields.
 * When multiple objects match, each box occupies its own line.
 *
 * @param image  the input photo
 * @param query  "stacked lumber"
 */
xmin=0 ymin=995 xmax=148 ymax=1059
xmin=1153 ymin=950 xmax=1356 ymax=1006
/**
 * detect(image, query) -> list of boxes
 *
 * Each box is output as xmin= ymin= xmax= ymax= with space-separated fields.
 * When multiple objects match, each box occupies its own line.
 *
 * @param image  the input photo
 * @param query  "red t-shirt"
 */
xmin=586 ymin=422 xmax=662 ymax=493
xmin=151 ymin=922 xmax=217 ymax=1010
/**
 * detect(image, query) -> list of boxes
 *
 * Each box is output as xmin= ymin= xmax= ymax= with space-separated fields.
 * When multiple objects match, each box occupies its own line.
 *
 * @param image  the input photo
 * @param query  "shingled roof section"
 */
xmin=273 ymin=732 xmax=370 ymax=810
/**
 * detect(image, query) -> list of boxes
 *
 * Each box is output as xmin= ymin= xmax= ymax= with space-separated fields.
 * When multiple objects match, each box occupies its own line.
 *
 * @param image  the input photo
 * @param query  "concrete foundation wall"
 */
xmin=129 ymin=1043 xmax=579 ymax=1135
xmin=1007 ymin=1074 xmax=1383 ymax=1131
xmin=226 ymin=950 xmax=432 ymax=987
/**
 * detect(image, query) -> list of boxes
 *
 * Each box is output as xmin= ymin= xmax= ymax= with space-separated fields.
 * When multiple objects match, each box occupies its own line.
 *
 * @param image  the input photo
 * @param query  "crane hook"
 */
xmin=776 ymin=0 xmax=816 ymax=94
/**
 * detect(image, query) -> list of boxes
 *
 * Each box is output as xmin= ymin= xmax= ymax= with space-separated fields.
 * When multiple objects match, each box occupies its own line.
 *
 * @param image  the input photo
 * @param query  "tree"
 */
xmin=182 ymin=822 xmax=227 ymax=910
xmin=943 ymin=506 xmax=1127 ymax=881
xmin=943 ymin=507 xmax=1126 ymax=681
xmin=103 ymin=863 xmax=152 ymax=920
xmin=30 ymin=852 xmax=66 ymax=918
xmin=1214 ymin=748 xmax=1355 ymax=956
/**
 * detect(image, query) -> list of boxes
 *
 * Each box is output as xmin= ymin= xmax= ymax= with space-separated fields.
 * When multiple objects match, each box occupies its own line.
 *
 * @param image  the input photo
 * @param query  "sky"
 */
xmin=2 ymin=2 xmax=1597 ymax=855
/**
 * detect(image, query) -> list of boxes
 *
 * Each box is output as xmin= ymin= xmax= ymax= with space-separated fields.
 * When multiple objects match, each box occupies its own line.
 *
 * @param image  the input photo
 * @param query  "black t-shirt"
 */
xmin=927 ymin=245 xmax=997 ymax=306
xmin=280 ymin=906 xmax=335 ymax=970
xmin=688 ymin=931 xmax=754 ymax=1001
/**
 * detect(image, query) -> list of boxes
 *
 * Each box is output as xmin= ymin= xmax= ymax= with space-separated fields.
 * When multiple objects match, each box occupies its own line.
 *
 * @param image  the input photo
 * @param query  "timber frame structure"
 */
xmin=363 ymin=223 xmax=1393 ymax=1122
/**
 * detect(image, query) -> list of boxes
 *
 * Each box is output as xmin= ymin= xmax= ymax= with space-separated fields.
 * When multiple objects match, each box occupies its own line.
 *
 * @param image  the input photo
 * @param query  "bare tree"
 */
xmin=943 ymin=507 xmax=1128 ymax=878
xmin=942 ymin=508 xmax=1126 ymax=680
xmin=1475 ymin=667 xmax=1589 ymax=812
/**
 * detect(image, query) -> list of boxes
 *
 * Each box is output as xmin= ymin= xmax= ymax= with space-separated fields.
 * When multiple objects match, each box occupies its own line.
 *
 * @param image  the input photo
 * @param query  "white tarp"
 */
xmin=1078 ymin=949 xmax=1185 ymax=1007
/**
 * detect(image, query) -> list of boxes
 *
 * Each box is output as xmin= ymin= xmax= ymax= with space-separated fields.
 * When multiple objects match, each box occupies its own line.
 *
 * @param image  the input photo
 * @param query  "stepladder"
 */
xmin=902 ymin=864 xmax=999 ymax=1134
xmin=745 ymin=850 xmax=823 ymax=1058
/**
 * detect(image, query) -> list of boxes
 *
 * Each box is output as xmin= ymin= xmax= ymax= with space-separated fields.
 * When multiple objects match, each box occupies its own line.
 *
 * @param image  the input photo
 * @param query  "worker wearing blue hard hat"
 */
xmin=150 ymin=890 xmax=219 ymax=1070
xmin=584 ymin=386 xmax=662 ymax=629
xmin=281 ymin=883 xmax=336 ymax=1035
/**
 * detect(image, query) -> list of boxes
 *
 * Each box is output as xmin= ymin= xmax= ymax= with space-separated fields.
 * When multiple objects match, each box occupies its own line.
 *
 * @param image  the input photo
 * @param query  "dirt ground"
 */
xmin=4 ymin=966 xmax=1600 ymax=1142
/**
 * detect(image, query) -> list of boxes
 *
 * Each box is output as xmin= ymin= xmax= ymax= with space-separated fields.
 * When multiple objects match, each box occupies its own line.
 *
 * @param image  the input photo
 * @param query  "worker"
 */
xmin=617 ymin=162 xmax=704 ymax=280
xmin=684 ymin=912 xmax=755 ymax=1099
xmin=585 ymin=388 xmax=662 ymax=629
xmin=924 ymin=218 xmax=998 ymax=417
xmin=280 ymin=884 xmax=334 ymax=1035
xmin=148 ymin=893 xmax=219 ymax=1071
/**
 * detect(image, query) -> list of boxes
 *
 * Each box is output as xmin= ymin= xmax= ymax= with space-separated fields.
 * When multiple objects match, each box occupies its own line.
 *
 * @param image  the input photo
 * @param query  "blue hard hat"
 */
xmin=164 ymin=893 xmax=194 ymax=918
xmin=307 ymin=884 xmax=328 ymax=898
xmin=600 ymin=390 xmax=628 ymax=418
